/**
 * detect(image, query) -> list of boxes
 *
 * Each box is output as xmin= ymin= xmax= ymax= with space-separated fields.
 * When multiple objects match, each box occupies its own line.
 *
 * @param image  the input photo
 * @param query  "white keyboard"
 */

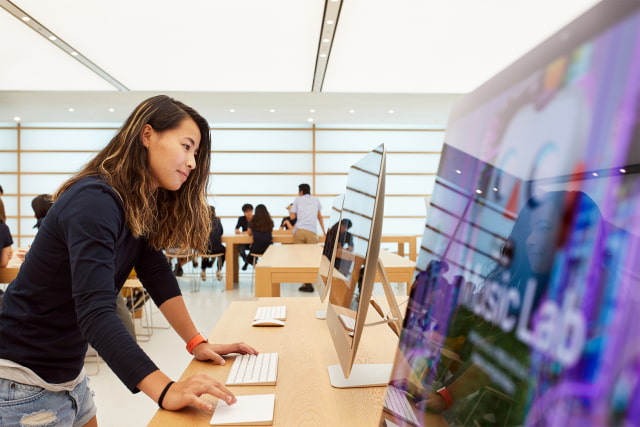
xmin=226 ymin=353 xmax=279 ymax=386
xmin=254 ymin=305 xmax=286 ymax=321
xmin=384 ymin=385 xmax=419 ymax=426
xmin=339 ymin=313 xmax=356 ymax=331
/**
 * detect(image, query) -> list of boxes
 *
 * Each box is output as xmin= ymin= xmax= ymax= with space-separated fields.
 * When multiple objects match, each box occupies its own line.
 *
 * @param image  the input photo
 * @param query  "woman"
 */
xmin=0 ymin=95 xmax=256 ymax=426
xmin=31 ymin=194 xmax=54 ymax=230
xmin=0 ymin=197 xmax=12 ymax=268
xmin=246 ymin=204 xmax=274 ymax=266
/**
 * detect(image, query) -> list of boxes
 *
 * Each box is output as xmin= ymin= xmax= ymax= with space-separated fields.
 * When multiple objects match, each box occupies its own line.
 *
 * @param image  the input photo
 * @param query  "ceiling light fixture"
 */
xmin=312 ymin=0 xmax=342 ymax=92
xmin=0 ymin=1 xmax=129 ymax=91
xmin=307 ymin=117 xmax=314 ymax=122
xmin=108 ymin=108 xmax=115 ymax=113
xmin=68 ymin=108 xmax=74 ymax=112
xmin=229 ymin=108 xmax=235 ymax=113
xmin=349 ymin=109 xmax=355 ymax=114
xmin=14 ymin=117 xmax=20 ymax=122
xmin=269 ymin=109 xmax=275 ymax=113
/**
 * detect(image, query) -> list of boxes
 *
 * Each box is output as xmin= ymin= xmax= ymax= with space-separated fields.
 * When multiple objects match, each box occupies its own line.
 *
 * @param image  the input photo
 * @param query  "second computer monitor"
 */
xmin=325 ymin=143 xmax=386 ymax=385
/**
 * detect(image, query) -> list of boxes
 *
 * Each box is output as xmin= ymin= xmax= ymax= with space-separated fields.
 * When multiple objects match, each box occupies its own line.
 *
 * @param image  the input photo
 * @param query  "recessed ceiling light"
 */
xmin=21 ymin=16 xmax=30 ymax=22
xmin=71 ymin=51 xmax=78 ymax=56
xmin=14 ymin=117 xmax=20 ymax=122
xmin=388 ymin=109 xmax=394 ymax=114
xmin=108 ymin=108 xmax=115 ymax=113
xmin=322 ymin=38 xmax=330 ymax=43
xmin=269 ymin=109 xmax=275 ymax=113
xmin=307 ymin=117 xmax=314 ymax=122
xmin=48 ymin=35 xmax=57 ymax=41
xmin=309 ymin=109 xmax=315 ymax=113
xmin=229 ymin=108 xmax=235 ymax=113
xmin=68 ymin=108 xmax=74 ymax=112
xmin=349 ymin=109 xmax=355 ymax=114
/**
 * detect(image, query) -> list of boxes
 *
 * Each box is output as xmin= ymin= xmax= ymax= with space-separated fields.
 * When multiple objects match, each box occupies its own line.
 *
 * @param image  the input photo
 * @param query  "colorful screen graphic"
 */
xmin=384 ymin=2 xmax=640 ymax=426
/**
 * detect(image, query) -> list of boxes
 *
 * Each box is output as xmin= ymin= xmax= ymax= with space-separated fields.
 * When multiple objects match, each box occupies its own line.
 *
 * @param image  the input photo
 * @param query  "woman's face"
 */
xmin=525 ymin=201 xmax=561 ymax=274
xmin=143 ymin=117 xmax=201 ymax=191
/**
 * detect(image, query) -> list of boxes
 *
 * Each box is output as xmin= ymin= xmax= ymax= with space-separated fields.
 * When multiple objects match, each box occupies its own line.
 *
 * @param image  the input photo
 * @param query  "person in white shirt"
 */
xmin=290 ymin=183 xmax=325 ymax=292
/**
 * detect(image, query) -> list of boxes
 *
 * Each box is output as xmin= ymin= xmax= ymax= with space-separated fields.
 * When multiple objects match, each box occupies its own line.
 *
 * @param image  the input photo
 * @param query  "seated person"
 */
xmin=235 ymin=203 xmax=254 ymax=270
xmin=280 ymin=203 xmax=297 ymax=230
xmin=0 ymin=202 xmax=13 ymax=269
xmin=323 ymin=218 xmax=354 ymax=276
xmin=201 ymin=206 xmax=225 ymax=280
xmin=246 ymin=204 xmax=274 ymax=267
xmin=32 ymin=194 xmax=54 ymax=230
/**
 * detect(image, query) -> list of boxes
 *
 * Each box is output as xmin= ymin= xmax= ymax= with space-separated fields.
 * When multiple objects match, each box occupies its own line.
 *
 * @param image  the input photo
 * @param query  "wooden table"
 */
xmin=254 ymin=245 xmax=416 ymax=298
xmin=147 ymin=297 xmax=409 ymax=426
xmin=221 ymin=234 xmax=419 ymax=292
xmin=381 ymin=235 xmax=419 ymax=261
xmin=221 ymin=231 xmax=295 ymax=291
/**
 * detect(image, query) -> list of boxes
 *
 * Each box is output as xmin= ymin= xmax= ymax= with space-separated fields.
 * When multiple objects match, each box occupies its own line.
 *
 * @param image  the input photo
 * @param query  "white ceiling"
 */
xmin=0 ymin=0 xmax=601 ymax=125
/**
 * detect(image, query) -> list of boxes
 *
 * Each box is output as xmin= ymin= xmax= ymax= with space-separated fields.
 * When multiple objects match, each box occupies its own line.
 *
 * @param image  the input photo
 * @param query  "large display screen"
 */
xmin=384 ymin=1 xmax=640 ymax=425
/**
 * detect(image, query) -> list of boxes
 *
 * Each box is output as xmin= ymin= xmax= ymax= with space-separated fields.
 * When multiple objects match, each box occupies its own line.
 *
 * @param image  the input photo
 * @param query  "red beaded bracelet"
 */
xmin=436 ymin=387 xmax=453 ymax=410
xmin=186 ymin=333 xmax=208 ymax=354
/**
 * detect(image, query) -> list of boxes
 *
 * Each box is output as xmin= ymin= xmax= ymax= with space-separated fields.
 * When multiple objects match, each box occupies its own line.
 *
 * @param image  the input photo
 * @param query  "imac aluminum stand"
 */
xmin=328 ymin=363 xmax=393 ymax=388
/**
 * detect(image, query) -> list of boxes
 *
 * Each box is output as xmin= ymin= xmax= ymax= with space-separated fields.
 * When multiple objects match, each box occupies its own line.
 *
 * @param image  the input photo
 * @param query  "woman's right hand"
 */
xmin=161 ymin=372 xmax=236 ymax=411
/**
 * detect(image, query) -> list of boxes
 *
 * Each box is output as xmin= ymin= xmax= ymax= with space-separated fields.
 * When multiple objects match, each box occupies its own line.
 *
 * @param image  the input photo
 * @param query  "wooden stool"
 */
xmin=121 ymin=279 xmax=152 ymax=341
xmin=199 ymin=253 xmax=224 ymax=281
xmin=249 ymin=252 xmax=263 ymax=292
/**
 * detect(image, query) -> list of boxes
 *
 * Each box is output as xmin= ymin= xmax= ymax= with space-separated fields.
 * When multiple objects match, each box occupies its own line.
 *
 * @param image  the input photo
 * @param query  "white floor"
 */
xmin=87 ymin=268 xmax=318 ymax=427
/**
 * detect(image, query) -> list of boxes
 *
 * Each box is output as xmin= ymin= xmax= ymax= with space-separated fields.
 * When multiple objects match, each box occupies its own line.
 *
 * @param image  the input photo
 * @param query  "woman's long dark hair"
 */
xmin=250 ymin=204 xmax=274 ymax=232
xmin=54 ymin=95 xmax=212 ymax=252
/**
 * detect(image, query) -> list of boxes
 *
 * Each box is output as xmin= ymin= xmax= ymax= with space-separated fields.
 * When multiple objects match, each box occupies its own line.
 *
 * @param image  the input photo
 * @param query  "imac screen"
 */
xmin=384 ymin=2 xmax=640 ymax=426
xmin=326 ymin=143 xmax=386 ymax=380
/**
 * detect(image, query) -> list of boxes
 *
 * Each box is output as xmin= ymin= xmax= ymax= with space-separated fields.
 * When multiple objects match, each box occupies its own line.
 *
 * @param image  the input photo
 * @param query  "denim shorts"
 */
xmin=0 ymin=376 xmax=97 ymax=427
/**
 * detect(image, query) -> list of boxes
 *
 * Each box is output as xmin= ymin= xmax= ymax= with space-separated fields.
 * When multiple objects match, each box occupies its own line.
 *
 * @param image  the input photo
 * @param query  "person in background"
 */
xmin=291 ymin=183 xmax=325 ymax=292
xmin=31 ymin=194 xmax=54 ymax=230
xmin=279 ymin=203 xmax=297 ymax=230
xmin=0 ymin=95 xmax=257 ymax=427
xmin=201 ymin=205 xmax=225 ymax=281
xmin=323 ymin=218 xmax=354 ymax=276
xmin=0 ymin=205 xmax=13 ymax=268
xmin=246 ymin=204 xmax=274 ymax=267
xmin=235 ymin=203 xmax=253 ymax=271
xmin=0 ymin=185 xmax=6 ymax=225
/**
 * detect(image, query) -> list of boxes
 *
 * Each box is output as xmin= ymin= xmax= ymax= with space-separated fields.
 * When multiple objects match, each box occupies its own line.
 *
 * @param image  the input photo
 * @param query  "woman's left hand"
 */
xmin=192 ymin=342 xmax=258 ymax=365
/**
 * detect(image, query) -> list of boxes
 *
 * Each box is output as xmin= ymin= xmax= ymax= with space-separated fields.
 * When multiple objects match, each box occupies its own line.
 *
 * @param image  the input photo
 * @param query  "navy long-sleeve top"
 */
xmin=0 ymin=177 xmax=181 ymax=392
